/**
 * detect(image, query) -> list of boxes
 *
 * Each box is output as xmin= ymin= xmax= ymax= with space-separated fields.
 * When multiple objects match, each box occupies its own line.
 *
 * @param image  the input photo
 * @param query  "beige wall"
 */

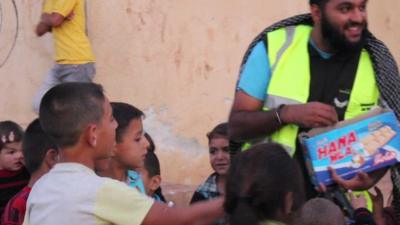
xmin=0 ymin=0 xmax=399 ymax=187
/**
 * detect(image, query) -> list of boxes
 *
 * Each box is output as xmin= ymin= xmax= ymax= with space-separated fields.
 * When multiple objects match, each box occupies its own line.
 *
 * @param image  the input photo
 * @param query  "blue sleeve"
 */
xmin=237 ymin=41 xmax=271 ymax=101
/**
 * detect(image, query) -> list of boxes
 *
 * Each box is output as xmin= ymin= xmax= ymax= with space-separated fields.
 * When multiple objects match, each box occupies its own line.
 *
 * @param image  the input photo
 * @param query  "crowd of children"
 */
xmin=0 ymin=82 xmax=399 ymax=225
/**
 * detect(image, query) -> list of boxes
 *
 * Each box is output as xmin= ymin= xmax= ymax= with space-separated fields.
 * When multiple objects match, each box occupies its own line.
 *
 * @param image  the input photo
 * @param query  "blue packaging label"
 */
xmin=303 ymin=111 xmax=400 ymax=186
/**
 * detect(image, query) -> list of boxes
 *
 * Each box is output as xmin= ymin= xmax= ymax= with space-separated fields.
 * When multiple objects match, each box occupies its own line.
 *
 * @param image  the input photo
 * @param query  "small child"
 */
xmin=224 ymin=143 xmax=304 ymax=225
xmin=96 ymin=103 xmax=167 ymax=202
xmin=191 ymin=122 xmax=230 ymax=203
xmin=97 ymin=102 xmax=149 ymax=193
xmin=1 ymin=119 xmax=58 ymax=225
xmin=143 ymin=133 xmax=166 ymax=202
xmin=137 ymin=151 xmax=164 ymax=202
xmin=0 ymin=121 xmax=29 ymax=217
xmin=296 ymin=198 xmax=345 ymax=225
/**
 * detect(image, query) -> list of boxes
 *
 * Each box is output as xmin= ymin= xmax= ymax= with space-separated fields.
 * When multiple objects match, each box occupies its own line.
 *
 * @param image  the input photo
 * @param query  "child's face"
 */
xmin=114 ymin=119 xmax=149 ymax=169
xmin=137 ymin=167 xmax=160 ymax=196
xmin=0 ymin=142 xmax=24 ymax=171
xmin=209 ymin=137 xmax=230 ymax=176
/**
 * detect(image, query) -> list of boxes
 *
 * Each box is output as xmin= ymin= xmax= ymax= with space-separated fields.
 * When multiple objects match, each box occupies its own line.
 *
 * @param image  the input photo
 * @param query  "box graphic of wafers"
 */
xmin=299 ymin=108 xmax=400 ymax=186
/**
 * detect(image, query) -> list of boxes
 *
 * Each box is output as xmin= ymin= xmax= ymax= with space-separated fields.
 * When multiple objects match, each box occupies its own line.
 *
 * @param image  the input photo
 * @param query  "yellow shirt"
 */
xmin=43 ymin=0 xmax=95 ymax=64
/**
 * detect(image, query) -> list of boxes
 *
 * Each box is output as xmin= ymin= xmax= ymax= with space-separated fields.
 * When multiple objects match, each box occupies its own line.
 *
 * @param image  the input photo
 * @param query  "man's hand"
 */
xmin=35 ymin=22 xmax=51 ymax=36
xmin=65 ymin=12 xmax=75 ymax=21
xmin=280 ymin=102 xmax=338 ymax=128
xmin=330 ymin=168 xmax=376 ymax=191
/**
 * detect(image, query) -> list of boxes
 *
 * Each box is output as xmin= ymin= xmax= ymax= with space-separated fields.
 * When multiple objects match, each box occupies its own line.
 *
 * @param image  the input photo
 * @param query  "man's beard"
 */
xmin=321 ymin=13 xmax=368 ymax=53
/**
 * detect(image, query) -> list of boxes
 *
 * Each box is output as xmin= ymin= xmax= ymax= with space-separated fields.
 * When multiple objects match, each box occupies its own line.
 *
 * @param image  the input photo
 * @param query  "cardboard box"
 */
xmin=299 ymin=108 xmax=400 ymax=186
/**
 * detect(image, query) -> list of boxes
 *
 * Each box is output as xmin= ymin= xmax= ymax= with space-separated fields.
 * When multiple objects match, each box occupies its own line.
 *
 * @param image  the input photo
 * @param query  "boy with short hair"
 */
xmin=190 ymin=122 xmax=230 ymax=225
xmin=191 ymin=122 xmax=230 ymax=203
xmin=23 ymin=82 xmax=223 ymax=225
xmin=0 ymin=121 xmax=29 ymax=217
xmin=1 ymin=119 xmax=58 ymax=225
xmin=137 ymin=151 xmax=164 ymax=202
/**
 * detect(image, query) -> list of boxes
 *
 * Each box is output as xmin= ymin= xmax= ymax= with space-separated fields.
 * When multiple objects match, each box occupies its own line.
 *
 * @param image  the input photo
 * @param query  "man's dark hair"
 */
xmin=0 ymin=121 xmax=24 ymax=150
xmin=144 ymin=151 xmax=160 ymax=177
xmin=111 ymin=102 xmax=144 ymax=143
xmin=39 ymin=82 xmax=105 ymax=148
xmin=309 ymin=0 xmax=329 ymax=7
xmin=207 ymin=122 xmax=228 ymax=143
xmin=23 ymin=119 xmax=58 ymax=174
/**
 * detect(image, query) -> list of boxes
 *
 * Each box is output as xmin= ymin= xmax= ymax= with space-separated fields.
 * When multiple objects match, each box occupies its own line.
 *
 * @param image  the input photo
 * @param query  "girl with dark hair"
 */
xmin=0 ymin=121 xmax=29 ymax=216
xmin=224 ymin=143 xmax=304 ymax=225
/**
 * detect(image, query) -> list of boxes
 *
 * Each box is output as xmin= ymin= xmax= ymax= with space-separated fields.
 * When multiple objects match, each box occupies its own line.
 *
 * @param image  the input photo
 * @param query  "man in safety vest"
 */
xmin=228 ymin=0 xmax=399 ymax=206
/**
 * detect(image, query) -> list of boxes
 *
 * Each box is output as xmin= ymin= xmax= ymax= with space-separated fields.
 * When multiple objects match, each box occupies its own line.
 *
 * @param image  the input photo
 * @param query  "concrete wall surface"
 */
xmin=0 ymin=0 xmax=399 ymax=191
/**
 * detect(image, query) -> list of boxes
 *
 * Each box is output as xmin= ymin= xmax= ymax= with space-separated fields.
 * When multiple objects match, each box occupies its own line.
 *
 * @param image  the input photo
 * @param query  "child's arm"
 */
xmin=369 ymin=187 xmax=386 ymax=225
xmin=142 ymin=197 xmax=224 ymax=225
xmin=350 ymin=191 xmax=377 ymax=225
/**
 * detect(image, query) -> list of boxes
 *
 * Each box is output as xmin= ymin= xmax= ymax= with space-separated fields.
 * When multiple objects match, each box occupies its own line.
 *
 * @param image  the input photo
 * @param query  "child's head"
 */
xmin=39 ymin=83 xmax=117 ymax=160
xmin=22 ymin=119 xmax=59 ymax=175
xmin=0 ymin=121 xmax=24 ymax=171
xmin=111 ymin=102 xmax=149 ymax=170
xmin=144 ymin=132 xmax=156 ymax=152
xmin=207 ymin=122 xmax=230 ymax=177
xmin=137 ymin=151 xmax=161 ymax=196
xmin=297 ymin=198 xmax=345 ymax=225
xmin=224 ymin=143 xmax=304 ymax=225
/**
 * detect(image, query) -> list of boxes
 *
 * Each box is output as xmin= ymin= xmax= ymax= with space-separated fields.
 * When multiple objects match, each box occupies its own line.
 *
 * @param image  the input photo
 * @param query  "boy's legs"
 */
xmin=32 ymin=63 xmax=96 ymax=113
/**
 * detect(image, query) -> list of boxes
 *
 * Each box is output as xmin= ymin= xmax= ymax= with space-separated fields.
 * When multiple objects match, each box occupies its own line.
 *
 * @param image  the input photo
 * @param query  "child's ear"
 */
xmin=85 ymin=124 xmax=98 ymax=147
xmin=45 ymin=149 xmax=59 ymax=169
xmin=283 ymin=192 xmax=293 ymax=216
xmin=149 ymin=175 xmax=161 ymax=192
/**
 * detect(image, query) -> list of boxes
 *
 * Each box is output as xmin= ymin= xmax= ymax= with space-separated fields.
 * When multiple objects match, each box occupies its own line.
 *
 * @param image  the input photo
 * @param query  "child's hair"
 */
xmin=0 ymin=121 xmax=24 ymax=150
xmin=111 ymin=102 xmax=144 ymax=143
xmin=224 ymin=143 xmax=304 ymax=225
xmin=144 ymin=133 xmax=155 ymax=152
xmin=22 ymin=119 xmax=58 ymax=174
xmin=296 ymin=198 xmax=344 ymax=225
xmin=143 ymin=151 xmax=160 ymax=177
xmin=39 ymin=83 xmax=105 ymax=148
xmin=143 ymin=133 xmax=166 ymax=202
xmin=207 ymin=122 xmax=228 ymax=143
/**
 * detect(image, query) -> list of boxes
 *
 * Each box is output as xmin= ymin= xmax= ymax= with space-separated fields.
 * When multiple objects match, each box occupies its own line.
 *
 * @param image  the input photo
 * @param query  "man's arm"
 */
xmin=35 ymin=0 xmax=76 ymax=37
xmin=228 ymin=90 xmax=281 ymax=141
xmin=35 ymin=13 xmax=52 ymax=36
xmin=228 ymin=90 xmax=339 ymax=142
xmin=142 ymin=198 xmax=224 ymax=225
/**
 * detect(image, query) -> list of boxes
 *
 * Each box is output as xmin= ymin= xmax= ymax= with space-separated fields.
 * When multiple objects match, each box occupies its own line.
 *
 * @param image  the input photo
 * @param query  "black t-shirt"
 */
xmin=296 ymin=43 xmax=362 ymax=199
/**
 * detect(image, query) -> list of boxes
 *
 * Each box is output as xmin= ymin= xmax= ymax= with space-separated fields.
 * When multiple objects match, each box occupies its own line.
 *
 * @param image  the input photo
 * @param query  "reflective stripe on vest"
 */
xmin=242 ymin=25 xmax=379 ymax=158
